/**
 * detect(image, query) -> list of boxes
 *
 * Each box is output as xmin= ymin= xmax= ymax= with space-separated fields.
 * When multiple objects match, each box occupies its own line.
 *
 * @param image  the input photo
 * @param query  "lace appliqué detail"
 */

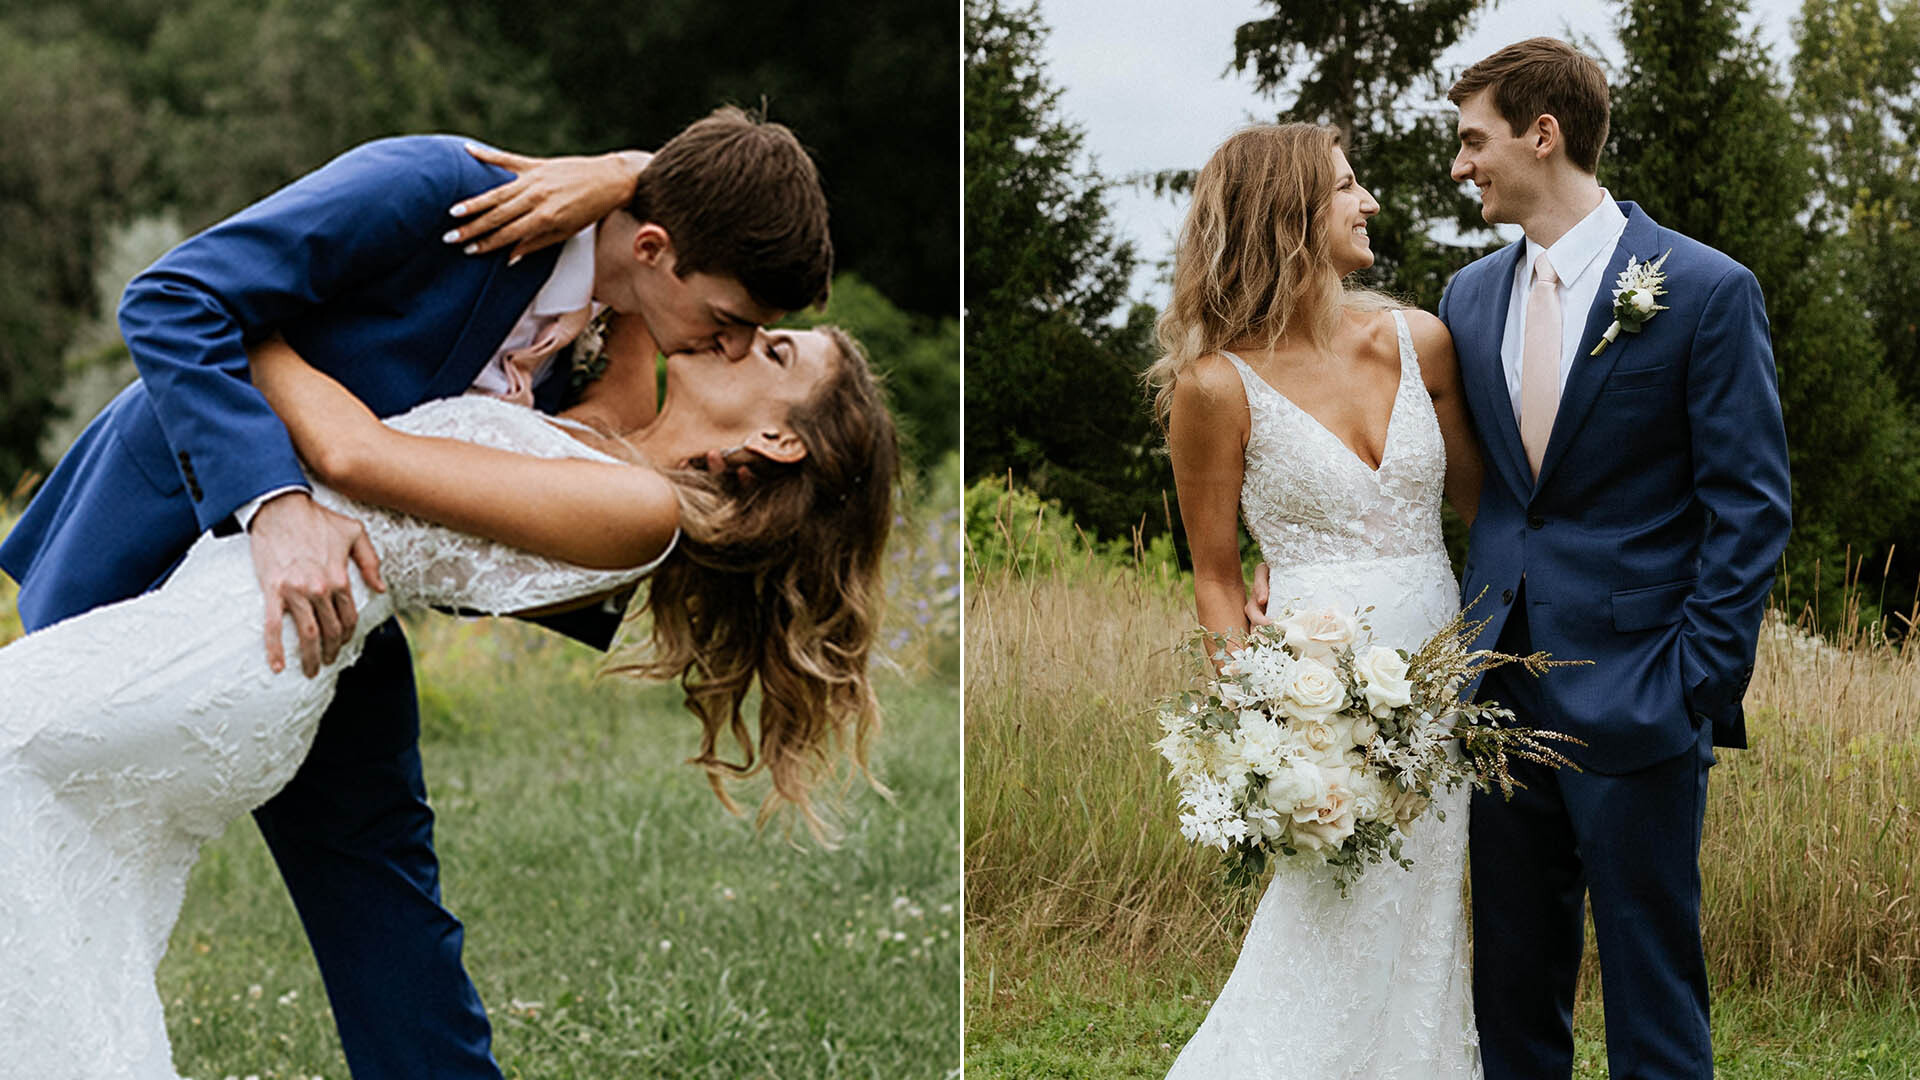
xmin=1166 ymin=310 xmax=1480 ymax=1080
xmin=0 ymin=395 xmax=666 ymax=1078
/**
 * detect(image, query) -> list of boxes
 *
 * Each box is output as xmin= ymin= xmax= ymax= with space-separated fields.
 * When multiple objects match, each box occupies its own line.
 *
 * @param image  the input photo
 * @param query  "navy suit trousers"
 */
xmin=251 ymin=619 xmax=502 ymax=1080
xmin=1471 ymin=595 xmax=1716 ymax=1080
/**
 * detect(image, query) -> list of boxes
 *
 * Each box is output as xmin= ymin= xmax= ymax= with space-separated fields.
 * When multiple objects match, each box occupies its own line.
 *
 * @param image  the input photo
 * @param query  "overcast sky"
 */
xmin=1035 ymin=0 xmax=1807 ymax=305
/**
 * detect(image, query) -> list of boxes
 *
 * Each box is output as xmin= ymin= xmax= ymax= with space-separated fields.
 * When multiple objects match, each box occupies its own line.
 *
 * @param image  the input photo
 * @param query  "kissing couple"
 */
xmin=1155 ymin=38 xmax=1790 ymax=1080
xmin=0 ymin=106 xmax=900 ymax=1079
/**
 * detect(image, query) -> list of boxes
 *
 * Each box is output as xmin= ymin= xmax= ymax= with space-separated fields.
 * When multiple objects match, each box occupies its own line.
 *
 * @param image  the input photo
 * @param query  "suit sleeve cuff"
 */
xmin=236 ymin=485 xmax=311 ymax=531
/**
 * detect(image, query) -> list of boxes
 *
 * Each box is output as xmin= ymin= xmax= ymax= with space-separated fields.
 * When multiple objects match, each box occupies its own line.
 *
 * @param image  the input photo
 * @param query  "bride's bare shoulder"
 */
xmin=1169 ymin=352 xmax=1252 ymax=442
xmin=1176 ymin=351 xmax=1250 ymax=402
xmin=1398 ymin=308 xmax=1453 ymax=355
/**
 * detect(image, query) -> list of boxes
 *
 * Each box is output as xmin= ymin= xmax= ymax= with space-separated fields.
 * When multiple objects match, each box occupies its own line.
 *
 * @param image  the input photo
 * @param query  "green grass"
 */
xmin=964 ymin=971 xmax=1920 ymax=1078
xmin=156 ymin=615 xmax=960 ymax=1079
xmin=964 ymin=558 xmax=1920 ymax=1079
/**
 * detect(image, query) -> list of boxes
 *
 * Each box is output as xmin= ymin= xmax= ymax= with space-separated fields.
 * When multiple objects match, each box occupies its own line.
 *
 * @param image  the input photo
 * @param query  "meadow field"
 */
xmin=1 ymin=478 xmax=962 ymax=1080
xmin=965 ymin=549 xmax=1920 ymax=1078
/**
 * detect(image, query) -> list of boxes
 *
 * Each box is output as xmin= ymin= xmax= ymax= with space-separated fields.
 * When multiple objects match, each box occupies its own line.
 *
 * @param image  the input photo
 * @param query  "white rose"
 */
xmin=1628 ymin=289 xmax=1656 ymax=315
xmin=1276 ymin=607 xmax=1359 ymax=663
xmin=1282 ymin=658 xmax=1347 ymax=722
xmin=1287 ymin=764 xmax=1358 ymax=853
xmin=1391 ymin=785 xmax=1430 ymax=830
xmin=1355 ymin=645 xmax=1414 ymax=717
xmin=1298 ymin=717 xmax=1338 ymax=752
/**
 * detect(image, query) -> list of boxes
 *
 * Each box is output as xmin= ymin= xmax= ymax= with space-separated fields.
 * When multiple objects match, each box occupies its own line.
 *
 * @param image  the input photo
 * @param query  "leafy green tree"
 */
xmin=1223 ymin=0 xmax=1493 ymax=309
xmin=0 ymin=23 xmax=147 ymax=488
xmin=454 ymin=0 xmax=958 ymax=318
xmin=964 ymin=0 xmax=1169 ymax=542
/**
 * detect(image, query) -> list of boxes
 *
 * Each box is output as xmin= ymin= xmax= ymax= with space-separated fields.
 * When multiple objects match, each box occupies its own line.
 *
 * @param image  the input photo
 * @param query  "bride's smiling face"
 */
xmin=1326 ymin=147 xmax=1380 ymax=277
xmin=660 ymin=327 xmax=838 ymax=463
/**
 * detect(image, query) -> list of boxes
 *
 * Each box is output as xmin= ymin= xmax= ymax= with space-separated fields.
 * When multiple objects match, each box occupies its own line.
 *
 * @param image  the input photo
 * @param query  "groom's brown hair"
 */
xmin=1449 ymin=38 xmax=1610 ymax=174
xmin=629 ymin=105 xmax=833 ymax=311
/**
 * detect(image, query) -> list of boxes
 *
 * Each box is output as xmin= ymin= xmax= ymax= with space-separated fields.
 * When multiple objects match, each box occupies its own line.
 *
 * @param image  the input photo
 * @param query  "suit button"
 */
xmin=1527 ymin=514 xmax=1545 ymax=529
xmin=1501 ymin=589 xmax=1515 ymax=604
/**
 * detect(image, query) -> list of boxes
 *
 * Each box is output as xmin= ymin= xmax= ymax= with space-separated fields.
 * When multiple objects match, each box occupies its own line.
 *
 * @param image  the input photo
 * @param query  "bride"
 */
xmin=1149 ymin=123 xmax=1485 ymax=1077
xmin=0 ymin=323 xmax=898 ymax=1078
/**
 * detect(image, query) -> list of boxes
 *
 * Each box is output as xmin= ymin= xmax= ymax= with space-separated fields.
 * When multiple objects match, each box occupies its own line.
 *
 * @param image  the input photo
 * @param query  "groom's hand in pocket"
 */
xmin=249 ymin=492 xmax=385 ymax=677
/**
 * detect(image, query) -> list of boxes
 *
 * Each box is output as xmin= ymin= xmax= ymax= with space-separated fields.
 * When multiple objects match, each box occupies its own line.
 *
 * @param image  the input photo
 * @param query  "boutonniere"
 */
xmin=569 ymin=308 xmax=614 ymax=394
xmin=1590 ymin=248 xmax=1673 ymax=356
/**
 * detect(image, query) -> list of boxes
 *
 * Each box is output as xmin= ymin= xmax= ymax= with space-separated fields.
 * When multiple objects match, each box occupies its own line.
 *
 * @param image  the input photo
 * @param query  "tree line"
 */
xmin=965 ymin=0 xmax=1920 ymax=632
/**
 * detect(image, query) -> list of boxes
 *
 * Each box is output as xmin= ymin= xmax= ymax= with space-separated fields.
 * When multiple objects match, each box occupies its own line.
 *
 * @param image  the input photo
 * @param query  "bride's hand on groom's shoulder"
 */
xmin=446 ymin=143 xmax=653 ymax=263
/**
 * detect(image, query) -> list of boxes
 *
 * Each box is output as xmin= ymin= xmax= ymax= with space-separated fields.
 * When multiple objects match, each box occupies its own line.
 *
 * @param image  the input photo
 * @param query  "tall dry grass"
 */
xmin=966 ymin=555 xmax=1920 ymax=1007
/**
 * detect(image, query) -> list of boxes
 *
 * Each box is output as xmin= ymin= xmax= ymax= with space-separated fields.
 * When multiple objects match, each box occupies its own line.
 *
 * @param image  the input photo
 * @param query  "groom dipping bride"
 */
xmin=0 ymin=107 xmax=900 ymax=1079
xmin=1169 ymin=37 xmax=1790 ymax=1080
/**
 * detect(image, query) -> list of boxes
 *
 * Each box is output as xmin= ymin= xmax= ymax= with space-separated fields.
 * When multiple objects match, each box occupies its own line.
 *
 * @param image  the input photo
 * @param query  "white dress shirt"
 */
xmin=466 ymin=225 xmax=598 ymax=397
xmin=1500 ymin=192 xmax=1628 ymax=425
xmin=238 ymin=226 xmax=599 ymax=529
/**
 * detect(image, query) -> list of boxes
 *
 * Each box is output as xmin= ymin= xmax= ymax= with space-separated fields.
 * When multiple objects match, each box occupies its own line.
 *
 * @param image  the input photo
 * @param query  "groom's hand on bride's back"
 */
xmin=248 ymin=492 xmax=385 ymax=677
xmin=444 ymin=143 xmax=653 ymax=263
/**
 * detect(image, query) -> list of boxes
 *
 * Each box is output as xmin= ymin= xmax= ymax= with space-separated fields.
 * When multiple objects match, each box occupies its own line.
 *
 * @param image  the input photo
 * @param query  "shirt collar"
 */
xmin=1522 ymin=191 xmax=1625 ymax=289
xmin=530 ymin=225 xmax=597 ymax=317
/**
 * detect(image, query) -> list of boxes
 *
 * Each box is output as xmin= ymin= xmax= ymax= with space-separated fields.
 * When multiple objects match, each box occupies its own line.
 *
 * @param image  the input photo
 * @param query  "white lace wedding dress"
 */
xmin=1165 ymin=310 xmax=1480 ymax=1079
xmin=0 ymin=396 xmax=672 ymax=1080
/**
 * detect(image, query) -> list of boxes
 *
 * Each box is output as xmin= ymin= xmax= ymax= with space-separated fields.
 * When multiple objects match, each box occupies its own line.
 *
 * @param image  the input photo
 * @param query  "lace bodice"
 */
xmin=1227 ymin=310 xmax=1447 ymax=573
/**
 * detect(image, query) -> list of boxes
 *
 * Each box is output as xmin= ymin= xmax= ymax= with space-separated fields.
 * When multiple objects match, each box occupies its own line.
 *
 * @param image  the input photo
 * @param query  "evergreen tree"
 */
xmin=964 ymin=0 xmax=1168 ymax=542
xmin=1606 ymin=0 xmax=1920 ymax=625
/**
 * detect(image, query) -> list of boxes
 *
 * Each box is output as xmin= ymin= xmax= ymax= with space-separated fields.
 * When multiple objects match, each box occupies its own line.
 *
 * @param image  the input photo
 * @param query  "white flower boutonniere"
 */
xmin=1590 ymin=248 xmax=1673 ymax=356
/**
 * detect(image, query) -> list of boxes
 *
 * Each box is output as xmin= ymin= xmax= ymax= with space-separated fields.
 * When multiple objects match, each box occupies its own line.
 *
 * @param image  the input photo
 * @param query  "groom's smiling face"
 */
xmin=1451 ymin=90 xmax=1544 ymax=227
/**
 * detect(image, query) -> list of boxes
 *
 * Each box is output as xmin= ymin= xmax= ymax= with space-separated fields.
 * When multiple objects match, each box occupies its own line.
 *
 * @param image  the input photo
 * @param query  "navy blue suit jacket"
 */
xmin=2 ymin=135 xmax=621 ymax=649
xmin=1439 ymin=202 xmax=1791 ymax=773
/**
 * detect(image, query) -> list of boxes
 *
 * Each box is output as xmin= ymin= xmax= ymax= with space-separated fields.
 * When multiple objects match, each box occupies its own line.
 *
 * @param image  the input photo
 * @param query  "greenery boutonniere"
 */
xmin=1590 ymin=248 xmax=1673 ymax=356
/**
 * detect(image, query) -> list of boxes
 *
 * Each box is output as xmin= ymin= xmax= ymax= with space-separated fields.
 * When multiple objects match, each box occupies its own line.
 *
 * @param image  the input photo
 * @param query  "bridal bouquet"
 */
xmin=1154 ymin=602 xmax=1579 ymax=893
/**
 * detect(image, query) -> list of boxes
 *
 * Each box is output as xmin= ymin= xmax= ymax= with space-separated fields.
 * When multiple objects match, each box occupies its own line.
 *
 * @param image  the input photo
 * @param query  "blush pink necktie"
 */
xmin=1519 ymin=253 xmax=1561 ymax=478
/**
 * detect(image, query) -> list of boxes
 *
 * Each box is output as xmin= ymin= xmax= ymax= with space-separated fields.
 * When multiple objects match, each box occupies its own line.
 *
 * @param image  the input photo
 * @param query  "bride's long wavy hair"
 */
xmin=1147 ymin=123 xmax=1399 ymax=428
xmin=609 ymin=325 xmax=899 ymax=841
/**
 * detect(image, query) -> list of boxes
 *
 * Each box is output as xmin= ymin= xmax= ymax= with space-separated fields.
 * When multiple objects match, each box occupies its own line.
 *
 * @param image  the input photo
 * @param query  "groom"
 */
xmin=0 ymin=107 xmax=830 ymax=1078
xmin=1438 ymin=38 xmax=1790 ymax=1079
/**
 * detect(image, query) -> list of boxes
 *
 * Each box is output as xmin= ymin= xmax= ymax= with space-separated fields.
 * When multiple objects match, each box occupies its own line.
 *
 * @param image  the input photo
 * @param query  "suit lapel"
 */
xmin=422 ymin=246 xmax=564 ymax=402
xmin=1461 ymin=242 xmax=1534 ymax=504
xmin=1533 ymin=202 xmax=1659 ymax=491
